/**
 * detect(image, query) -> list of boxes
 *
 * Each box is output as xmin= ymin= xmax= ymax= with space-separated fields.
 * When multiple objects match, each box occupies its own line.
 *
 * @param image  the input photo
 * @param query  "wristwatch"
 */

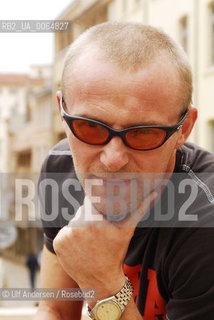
xmin=87 ymin=276 xmax=133 ymax=320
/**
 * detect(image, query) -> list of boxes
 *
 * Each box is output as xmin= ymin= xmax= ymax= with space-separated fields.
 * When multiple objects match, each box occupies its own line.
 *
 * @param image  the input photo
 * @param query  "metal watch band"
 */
xmin=87 ymin=276 xmax=133 ymax=319
xmin=87 ymin=308 xmax=96 ymax=320
xmin=114 ymin=276 xmax=134 ymax=311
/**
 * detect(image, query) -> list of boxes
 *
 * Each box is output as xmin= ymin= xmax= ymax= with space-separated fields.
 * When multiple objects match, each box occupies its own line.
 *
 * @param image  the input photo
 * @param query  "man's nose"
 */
xmin=100 ymin=137 xmax=129 ymax=172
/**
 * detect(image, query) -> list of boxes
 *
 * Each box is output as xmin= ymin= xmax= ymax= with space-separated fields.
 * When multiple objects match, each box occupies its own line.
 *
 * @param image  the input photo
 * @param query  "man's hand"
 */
xmin=53 ymin=192 xmax=157 ymax=301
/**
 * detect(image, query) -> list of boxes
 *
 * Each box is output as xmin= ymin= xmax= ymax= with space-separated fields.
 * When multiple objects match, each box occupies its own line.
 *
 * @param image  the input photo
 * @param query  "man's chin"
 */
xmin=104 ymin=211 xmax=130 ymax=222
xmin=92 ymin=200 xmax=139 ymax=222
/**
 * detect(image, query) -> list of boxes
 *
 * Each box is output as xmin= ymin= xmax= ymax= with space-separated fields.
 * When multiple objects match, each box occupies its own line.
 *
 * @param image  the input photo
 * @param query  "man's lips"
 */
xmin=89 ymin=175 xmax=135 ymax=187
xmin=90 ymin=173 xmax=138 ymax=181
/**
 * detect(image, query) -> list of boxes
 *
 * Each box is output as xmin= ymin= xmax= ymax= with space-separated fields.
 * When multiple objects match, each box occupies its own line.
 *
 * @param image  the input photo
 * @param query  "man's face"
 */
xmin=61 ymin=49 xmax=186 ymax=218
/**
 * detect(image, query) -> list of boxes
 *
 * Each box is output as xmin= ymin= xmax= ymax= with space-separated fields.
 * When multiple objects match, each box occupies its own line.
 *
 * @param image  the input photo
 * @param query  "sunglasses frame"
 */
xmin=60 ymin=96 xmax=188 ymax=151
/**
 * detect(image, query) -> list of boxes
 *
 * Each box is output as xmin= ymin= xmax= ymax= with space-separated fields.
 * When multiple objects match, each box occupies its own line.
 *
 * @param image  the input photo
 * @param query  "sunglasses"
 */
xmin=60 ymin=97 xmax=188 ymax=151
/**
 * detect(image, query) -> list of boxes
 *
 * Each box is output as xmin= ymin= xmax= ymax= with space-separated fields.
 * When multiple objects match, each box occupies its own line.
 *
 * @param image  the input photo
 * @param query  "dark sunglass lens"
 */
xmin=72 ymin=119 xmax=109 ymax=145
xmin=126 ymin=128 xmax=167 ymax=150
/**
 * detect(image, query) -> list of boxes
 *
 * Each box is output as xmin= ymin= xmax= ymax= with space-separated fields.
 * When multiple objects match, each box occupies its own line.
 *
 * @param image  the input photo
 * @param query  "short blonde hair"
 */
xmin=62 ymin=22 xmax=192 ymax=110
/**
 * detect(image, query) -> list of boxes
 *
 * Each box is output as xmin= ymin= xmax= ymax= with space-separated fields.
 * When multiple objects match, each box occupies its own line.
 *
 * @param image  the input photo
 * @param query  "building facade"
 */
xmin=0 ymin=66 xmax=52 ymax=262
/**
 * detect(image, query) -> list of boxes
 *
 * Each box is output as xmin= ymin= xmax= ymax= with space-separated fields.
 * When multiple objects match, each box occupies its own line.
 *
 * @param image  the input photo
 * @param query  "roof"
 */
xmin=0 ymin=74 xmax=46 ymax=86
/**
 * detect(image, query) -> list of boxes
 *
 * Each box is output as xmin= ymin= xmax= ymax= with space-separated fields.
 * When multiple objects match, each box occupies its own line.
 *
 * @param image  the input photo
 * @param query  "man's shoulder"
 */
xmin=49 ymin=138 xmax=71 ymax=154
xmin=176 ymin=142 xmax=214 ymax=173
xmin=173 ymin=142 xmax=214 ymax=227
xmin=41 ymin=138 xmax=74 ymax=173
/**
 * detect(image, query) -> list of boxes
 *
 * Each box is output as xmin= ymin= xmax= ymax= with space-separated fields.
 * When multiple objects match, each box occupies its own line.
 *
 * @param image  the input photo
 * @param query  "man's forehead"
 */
xmin=64 ymin=72 xmax=182 ymax=128
xmin=71 ymin=49 xmax=176 ymax=83
xmin=66 ymin=51 xmax=181 ymax=109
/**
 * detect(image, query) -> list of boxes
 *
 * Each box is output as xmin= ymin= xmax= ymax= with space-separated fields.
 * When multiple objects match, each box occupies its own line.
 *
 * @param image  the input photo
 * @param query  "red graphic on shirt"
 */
xmin=144 ymin=269 xmax=166 ymax=319
xmin=123 ymin=264 xmax=142 ymax=303
xmin=123 ymin=264 xmax=166 ymax=320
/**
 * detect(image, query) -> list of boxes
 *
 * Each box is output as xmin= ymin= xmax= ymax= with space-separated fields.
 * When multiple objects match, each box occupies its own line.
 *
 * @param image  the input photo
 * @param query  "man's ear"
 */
xmin=56 ymin=90 xmax=63 ymax=121
xmin=176 ymin=106 xmax=198 ymax=148
xmin=56 ymin=91 xmax=70 ymax=136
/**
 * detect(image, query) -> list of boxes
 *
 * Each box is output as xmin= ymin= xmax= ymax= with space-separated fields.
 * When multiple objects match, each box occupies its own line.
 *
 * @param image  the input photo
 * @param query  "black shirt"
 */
xmin=39 ymin=140 xmax=214 ymax=319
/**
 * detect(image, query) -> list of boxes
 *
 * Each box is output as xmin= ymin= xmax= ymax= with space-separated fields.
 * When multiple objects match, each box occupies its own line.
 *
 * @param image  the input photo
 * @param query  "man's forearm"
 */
xmin=34 ymin=303 xmax=82 ymax=320
xmin=34 ymin=306 xmax=61 ymax=320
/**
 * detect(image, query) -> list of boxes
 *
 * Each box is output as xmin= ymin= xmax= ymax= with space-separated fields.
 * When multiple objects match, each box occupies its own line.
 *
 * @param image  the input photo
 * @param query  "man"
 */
xmin=36 ymin=22 xmax=214 ymax=319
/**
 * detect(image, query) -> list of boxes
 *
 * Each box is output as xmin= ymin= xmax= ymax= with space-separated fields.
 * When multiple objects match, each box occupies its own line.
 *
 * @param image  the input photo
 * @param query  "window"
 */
xmin=179 ymin=16 xmax=188 ymax=53
xmin=25 ymin=101 xmax=31 ymax=122
xmin=210 ymin=2 xmax=214 ymax=64
xmin=122 ymin=0 xmax=127 ymax=13
xmin=134 ymin=0 xmax=141 ymax=7
xmin=211 ymin=121 xmax=214 ymax=151
xmin=17 ymin=151 xmax=31 ymax=168
xmin=57 ymin=132 xmax=66 ymax=142
xmin=9 ymin=88 xmax=17 ymax=95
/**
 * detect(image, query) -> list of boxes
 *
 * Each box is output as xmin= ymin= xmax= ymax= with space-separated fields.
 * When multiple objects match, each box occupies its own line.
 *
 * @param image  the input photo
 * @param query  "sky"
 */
xmin=0 ymin=0 xmax=73 ymax=73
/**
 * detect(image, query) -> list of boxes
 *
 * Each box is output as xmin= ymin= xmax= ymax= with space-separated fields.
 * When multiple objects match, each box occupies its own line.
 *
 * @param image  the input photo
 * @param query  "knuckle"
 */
xmin=53 ymin=237 xmax=59 ymax=254
xmin=53 ymin=226 xmax=68 ymax=253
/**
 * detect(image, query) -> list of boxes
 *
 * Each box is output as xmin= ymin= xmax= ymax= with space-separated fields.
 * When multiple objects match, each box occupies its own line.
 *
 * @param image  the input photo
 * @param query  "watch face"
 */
xmin=96 ymin=301 xmax=121 ymax=320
